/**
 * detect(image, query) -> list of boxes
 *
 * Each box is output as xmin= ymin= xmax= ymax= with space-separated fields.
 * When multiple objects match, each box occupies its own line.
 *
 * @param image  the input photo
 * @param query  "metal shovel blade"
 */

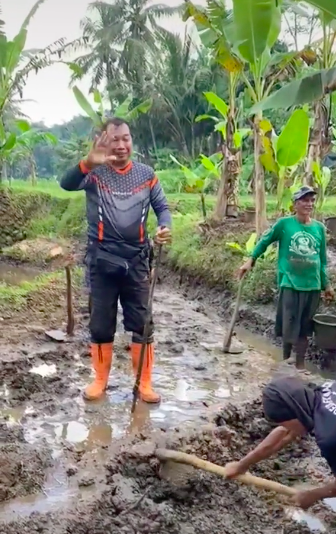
xmin=45 ymin=329 xmax=67 ymax=342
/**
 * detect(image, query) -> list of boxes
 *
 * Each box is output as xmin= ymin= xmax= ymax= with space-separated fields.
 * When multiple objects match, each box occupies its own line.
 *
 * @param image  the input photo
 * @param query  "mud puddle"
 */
xmin=0 ymin=262 xmax=39 ymax=285
xmin=0 ymin=283 xmax=334 ymax=531
xmin=2 ymin=399 xmax=334 ymax=534
xmin=235 ymin=326 xmax=336 ymax=380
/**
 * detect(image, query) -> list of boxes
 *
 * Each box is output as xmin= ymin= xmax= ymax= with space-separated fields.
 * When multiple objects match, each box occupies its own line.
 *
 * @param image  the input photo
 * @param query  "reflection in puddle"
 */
xmin=1 ymin=288 xmax=336 ymax=525
xmin=0 ymin=263 xmax=39 ymax=286
xmin=287 ymin=508 xmax=326 ymax=532
xmin=54 ymin=421 xmax=89 ymax=443
xmin=325 ymin=497 xmax=336 ymax=511
xmin=1 ymin=463 xmax=95 ymax=518
xmin=30 ymin=363 xmax=57 ymax=377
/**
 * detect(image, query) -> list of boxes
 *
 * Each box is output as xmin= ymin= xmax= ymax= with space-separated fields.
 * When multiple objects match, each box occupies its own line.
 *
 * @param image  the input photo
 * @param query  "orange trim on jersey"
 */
xmin=139 ymin=223 xmax=145 ymax=243
xmin=98 ymin=221 xmax=104 ymax=241
xmin=111 ymin=161 xmax=133 ymax=174
xmin=132 ymin=179 xmax=152 ymax=195
xmin=79 ymin=160 xmax=91 ymax=174
xmin=150 ymin=176 xmax=158 ymax=189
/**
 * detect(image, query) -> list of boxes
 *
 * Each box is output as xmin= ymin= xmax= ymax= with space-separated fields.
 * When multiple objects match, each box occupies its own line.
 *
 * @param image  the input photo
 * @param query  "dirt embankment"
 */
xmin=0 ymin=189 xmax=69 ymax=250
xmin=2 ymin=400 xmax=335 ymax=534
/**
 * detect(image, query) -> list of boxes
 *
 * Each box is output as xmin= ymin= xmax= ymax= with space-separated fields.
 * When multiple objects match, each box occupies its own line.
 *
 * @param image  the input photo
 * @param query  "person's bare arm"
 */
xmin=240 ymin=427 xmax=296 ymax=469
xmin=225 ymin=426 xmax=298 ymax=478
xmin=295 ymin=478 xmax=336 ymax=509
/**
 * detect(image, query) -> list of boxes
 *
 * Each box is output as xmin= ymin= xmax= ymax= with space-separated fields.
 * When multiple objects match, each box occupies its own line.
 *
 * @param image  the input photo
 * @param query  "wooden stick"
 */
xmin=155 ymin=449 xmax=297 ymax=498
xmin=65 ymin=266 xmax=75 ymax=336
xmin=223 ymin=277 xmax=244 ymax=352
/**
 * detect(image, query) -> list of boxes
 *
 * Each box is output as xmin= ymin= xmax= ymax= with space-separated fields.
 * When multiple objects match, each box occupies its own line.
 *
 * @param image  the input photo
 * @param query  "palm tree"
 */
xmin=152 ymin=29 xmax=226 ymax=158
xmin=12 ymin=129 xmax=58 ymax=186
xmin=76 ymin=0 xmax=182 ymax=103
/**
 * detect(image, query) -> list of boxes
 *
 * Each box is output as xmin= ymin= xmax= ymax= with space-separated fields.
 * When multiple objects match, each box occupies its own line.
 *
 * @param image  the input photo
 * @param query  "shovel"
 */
xmin=223 ymin=276 xmax=245 ymax=354
xmin=131 ymin=244 xmax=163 ymax=414
xmin=45 ymin=265 xmax=75 ymax=342
xmin=156 ymin=448 xmax=297 ymax=498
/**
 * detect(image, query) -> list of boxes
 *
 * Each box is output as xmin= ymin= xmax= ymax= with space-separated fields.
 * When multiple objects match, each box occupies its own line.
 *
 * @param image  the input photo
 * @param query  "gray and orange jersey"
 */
xmin=60 ymin=160 xmax=171 ymax=259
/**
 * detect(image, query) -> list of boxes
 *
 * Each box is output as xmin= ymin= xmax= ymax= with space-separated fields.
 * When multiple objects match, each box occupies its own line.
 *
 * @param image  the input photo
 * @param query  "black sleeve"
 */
xmin=324 ymin=449 xmax=336 ymax=475
xmin=60 ymin=164 xmax=89 ymax=191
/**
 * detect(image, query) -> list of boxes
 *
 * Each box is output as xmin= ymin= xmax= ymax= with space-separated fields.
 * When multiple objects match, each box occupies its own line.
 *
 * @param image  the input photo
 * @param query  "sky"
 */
xmin=3 ymin=0 xmax=185 ymax=126
xmin=3 ymin=0 xmax=316 ymax=127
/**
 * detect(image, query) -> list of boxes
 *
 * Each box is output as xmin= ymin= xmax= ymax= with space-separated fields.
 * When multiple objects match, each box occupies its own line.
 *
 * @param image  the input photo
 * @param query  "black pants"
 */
xmin=275 ymin=288 xmax=320 ymax=345
xmin=89 ymin=257 xmax=153 ymax=345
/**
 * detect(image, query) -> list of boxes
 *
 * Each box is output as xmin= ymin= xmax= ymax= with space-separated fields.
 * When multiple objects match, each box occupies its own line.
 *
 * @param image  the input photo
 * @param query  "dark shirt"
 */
xmin=60 ymin=161 xmax=171 ymax=260
xmin=314 ymin=381 xmax=336 ymax=474
xmin=263 ymin=377 xmax=336 ymax=475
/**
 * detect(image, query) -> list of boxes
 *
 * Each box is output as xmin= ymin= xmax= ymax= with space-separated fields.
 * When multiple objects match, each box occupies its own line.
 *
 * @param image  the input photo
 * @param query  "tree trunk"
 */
xmin=1 ymin=160 xmax=7 ymax=183
xmin=254 ymin=115 xmax=267 ymax=237
xmin=304 ymin=100 xmax=330 ymax=185
xmin=200 ymin=193 xmax=207 ymax=219
xmin=213 ymin=104 xmax=240 ymax=220
xmin=31 ymin=159 xmax=37 ymax=186
xmin=148 ymin=118 xmax=158 ymax=160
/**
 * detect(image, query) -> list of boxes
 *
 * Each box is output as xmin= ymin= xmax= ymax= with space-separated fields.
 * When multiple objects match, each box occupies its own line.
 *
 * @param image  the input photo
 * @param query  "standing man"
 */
xmin=60 ymin=118 xmax=171 ymax=403
xmin=239 ymin=186 xmax=334 ymax=368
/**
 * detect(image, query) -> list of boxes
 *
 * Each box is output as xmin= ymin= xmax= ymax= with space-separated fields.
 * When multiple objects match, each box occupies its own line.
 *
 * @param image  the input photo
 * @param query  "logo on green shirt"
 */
xmin=289 ymin=231 xmax=318 ymax=257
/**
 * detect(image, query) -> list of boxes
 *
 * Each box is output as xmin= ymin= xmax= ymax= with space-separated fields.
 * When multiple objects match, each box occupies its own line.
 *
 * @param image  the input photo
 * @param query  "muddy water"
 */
xmin=0 ymin=274 xmax=335 ymax=530
xmin=0 ymin=263 xmax=39 ymax=285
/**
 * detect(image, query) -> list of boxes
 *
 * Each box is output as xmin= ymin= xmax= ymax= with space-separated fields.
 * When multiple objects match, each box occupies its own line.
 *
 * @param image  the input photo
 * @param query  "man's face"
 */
xmin=295 ymin=193 xmax=316 ymax=216
xmin=105 ymin=123 xmax=132 ymax=164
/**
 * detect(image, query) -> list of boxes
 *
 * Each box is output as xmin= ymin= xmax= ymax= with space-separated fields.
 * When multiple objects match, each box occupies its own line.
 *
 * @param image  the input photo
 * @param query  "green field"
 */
xmin=6 ymin=177 xmax=336 ymax=217
xmin=2 ymin=176 xmax=336 ymax=309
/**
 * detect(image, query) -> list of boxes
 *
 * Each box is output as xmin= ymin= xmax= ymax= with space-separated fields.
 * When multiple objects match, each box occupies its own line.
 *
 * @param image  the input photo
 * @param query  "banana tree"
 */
xmin=183 ymin=0 xmax=244 ymax=221
xmin=0 ymin=0 xmax=65 ymax=183
xmin=230 ymin=0 xmax=297 ymax=235
xmin=248 ymin=2 xmax=336 ymax=186
xmin=170 ymin=153 xmax=222 ymax=219
xmin=196 ymin=91 xmax=251 ymax=218
xmin=259 ymin=109 xmax=310 ymax=213
xmin=73 ymin=86 xmax=152 ymax=128
xmin=312 ymin=161 xmax=331 ymax=213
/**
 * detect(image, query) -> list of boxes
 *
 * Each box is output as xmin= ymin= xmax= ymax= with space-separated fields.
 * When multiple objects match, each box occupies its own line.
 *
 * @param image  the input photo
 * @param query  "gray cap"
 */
xmin=293 ymin=186 xmax=316 ymax=202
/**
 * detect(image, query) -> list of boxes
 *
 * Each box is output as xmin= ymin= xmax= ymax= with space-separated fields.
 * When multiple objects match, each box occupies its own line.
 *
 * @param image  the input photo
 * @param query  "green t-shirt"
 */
xmin=252 ymin=216 xmax=329 ymax=291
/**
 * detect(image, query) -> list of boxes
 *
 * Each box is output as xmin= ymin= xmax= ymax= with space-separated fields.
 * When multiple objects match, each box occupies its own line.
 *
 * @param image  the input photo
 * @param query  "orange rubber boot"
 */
xmin=84 ymin=343 xmax=113 ymax=400
xmin=131 ymin=343 xmax=161 ymax=404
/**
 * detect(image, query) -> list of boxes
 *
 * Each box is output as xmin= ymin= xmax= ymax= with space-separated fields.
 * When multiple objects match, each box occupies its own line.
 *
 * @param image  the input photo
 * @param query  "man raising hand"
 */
xmin=61 ymin=118 xmax=171 ymax=403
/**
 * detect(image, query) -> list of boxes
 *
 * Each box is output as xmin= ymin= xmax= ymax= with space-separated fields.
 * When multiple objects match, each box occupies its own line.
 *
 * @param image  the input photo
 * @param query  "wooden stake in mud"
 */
xmin=131 ymin=245 xmax=163 ymax=414
xmin=223 ymin=276 xmax=244 ymax=354
xmin=65 ymin=265 xmax=75 ymax=336
xmin=156 ymin=449 xmax=297 ymax=498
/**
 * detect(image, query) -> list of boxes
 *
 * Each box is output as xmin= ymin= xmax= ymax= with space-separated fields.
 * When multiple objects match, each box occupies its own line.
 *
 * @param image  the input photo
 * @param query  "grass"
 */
xmin=2 ymin=176 xmax=336 ymax=307
xmin=0 ymin=267 xmax=83 ymax=312
xmin=0 ymin=271 xmax=63 ymax=309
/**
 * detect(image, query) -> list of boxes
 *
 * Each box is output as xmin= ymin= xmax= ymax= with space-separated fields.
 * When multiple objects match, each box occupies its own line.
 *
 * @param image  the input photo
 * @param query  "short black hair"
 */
xmin=102 ymin=117 xmax=130 ymax=131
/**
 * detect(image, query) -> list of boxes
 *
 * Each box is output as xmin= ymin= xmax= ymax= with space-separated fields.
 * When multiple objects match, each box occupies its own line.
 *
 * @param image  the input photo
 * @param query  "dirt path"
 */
xmin=0 ymin=274 xmax=335 ymax=532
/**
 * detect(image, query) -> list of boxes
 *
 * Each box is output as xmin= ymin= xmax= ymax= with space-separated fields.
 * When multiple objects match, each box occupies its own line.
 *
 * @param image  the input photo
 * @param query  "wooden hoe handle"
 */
xmin=156 ymin=449 xmax=297 ymax=498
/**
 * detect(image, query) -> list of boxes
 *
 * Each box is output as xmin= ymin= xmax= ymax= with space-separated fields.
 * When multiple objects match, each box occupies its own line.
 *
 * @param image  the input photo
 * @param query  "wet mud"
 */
xmin=0 ymin=262 xmax=335 ymax=532
xmin=166 ymin=263 xmax=336 ymax=374
xmin=2 ymin=401 xmax=336 ymax=534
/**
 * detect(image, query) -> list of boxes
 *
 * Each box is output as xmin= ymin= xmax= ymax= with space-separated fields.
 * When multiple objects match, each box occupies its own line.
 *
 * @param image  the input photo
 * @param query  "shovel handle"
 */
xmin=155 ymin=449 xmax=297 ymax=498
xmin=65 ymin=265 xmax=75 ymax=336
xmin=131 ymin=244 xmax=163 ymax=413
xmin=223 ymin=277 xmax=244 ymax=352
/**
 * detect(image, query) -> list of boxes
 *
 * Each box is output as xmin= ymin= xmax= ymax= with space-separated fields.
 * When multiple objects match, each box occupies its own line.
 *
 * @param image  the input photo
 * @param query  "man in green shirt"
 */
xmin=239 ymin=186 xmax=334 ymax=368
